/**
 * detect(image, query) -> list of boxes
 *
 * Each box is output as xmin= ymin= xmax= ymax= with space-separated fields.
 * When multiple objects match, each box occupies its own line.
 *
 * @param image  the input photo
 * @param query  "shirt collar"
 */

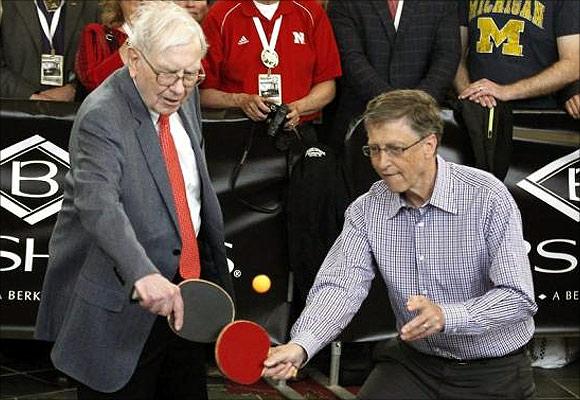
xmin=428 ymin=155 xmax=457 ymax=215
xmin=375 ymin=154 xmax=457 ymax=220
xmin=241 ymin=0 xmax=294 ymax=19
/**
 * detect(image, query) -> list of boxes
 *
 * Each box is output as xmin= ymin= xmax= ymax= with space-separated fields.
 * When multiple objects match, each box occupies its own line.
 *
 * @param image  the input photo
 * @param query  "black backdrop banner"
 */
xmin=0 ymin=100 xmax=578 ymax=341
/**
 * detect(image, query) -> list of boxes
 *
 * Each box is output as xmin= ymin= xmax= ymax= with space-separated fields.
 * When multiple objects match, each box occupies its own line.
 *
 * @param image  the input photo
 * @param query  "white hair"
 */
xmin=130 ymin=1 xmax=207 ymax=58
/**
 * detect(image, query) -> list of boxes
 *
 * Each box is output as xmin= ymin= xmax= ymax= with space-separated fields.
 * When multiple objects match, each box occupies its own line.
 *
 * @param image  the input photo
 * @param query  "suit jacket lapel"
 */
xmin=14 ymin=1 xmax=42 ymax=56
xmin=118 ymin=69 xmax=181 ymax=232
xmin=63 ymin=0 xmax=83 ymax=60
xmin=370 ymin=1 xmax=396 ymax=44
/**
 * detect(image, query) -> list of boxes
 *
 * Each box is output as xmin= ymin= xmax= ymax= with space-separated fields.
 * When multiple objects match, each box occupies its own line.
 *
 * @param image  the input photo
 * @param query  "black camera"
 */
xmin=265 ymin=103 xmax=289 ymax=138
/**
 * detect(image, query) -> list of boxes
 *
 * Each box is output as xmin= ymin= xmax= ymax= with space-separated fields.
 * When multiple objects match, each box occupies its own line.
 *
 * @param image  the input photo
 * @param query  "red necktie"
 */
xmin=387 ymin=0 xmax=399 ymax=19
xmin=158 ymin=114 xmax=200 ymax=280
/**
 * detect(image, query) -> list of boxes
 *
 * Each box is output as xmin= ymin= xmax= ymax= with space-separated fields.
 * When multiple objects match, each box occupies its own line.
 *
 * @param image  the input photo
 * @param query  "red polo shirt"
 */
xmin=201 ymin=0 xmax=341 ymax=120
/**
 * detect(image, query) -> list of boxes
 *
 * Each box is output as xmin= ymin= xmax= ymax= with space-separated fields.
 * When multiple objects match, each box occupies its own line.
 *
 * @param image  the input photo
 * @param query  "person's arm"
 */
xmin=71 ymin=106 xmax=184 ymax=320
xmin=0 ymin=39 xmax=39 ymax=98
xmin=72 ymin=110 xmax=159 ymax=291
xmin=200 ymin=88 xmax=271 ymax=121
xmin=415 ymin=3 xmax=461 ymax=103
xmin=438 ymin=189 xmax=538 ymax=335
xmin=460 ymin=33 xmax=580 ymax=104
xmin=33 ymin=84 xmax=76 ymax=101
xmin=289 ymin=200 xmax=377 ymax=360
xmin=263 ymin=200 xmax=376 ymax=380
xmin=285 ymin=80 xmax=336 ymax=127
xmin=327 ymin=2 xmax=392 ymax=102
xmin=454 ymin=26 xmax=471 ymax=95
xmin=454 ymin=26 xmax=496 ymax=108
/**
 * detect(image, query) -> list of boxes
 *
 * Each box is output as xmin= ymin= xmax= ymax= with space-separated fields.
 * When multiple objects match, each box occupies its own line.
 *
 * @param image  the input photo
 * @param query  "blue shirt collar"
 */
xmin=373 ymin=155 xmax=457 ymax=219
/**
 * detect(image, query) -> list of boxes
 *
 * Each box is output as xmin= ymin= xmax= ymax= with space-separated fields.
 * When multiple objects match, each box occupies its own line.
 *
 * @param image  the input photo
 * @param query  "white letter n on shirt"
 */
xmin=293 ymin=31 xmax=305 ymax=44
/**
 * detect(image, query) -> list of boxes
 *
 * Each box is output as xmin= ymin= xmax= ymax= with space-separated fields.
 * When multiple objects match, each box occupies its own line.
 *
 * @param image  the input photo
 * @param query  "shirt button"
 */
xmin=421 ymin=290 xmax=428 ymax=295
xmin=417 ymin=222 xmax=424 ymax=227
xmin=418 ymin=255 xmax=424 ymax=261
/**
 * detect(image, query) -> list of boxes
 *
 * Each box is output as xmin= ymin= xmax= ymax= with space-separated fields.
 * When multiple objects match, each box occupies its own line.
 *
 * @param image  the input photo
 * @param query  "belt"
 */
xmin=402 ymin=341 xmax=528 ymax=366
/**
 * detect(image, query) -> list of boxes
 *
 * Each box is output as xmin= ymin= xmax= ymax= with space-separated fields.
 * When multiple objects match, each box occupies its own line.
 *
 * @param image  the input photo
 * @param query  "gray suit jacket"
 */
xmin=327 ymin=0 xmax=460 ymax=146
xmin=0 ymin=0 xmax=99 ymax=98
xmin=34 ymin=67 xmax=234 ymax=392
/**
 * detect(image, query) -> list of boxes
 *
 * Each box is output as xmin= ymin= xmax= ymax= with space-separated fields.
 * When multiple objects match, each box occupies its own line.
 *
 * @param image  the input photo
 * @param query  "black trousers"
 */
xmin=357 ymin=339 xmax=535 ymax=400
xmin=76 ymin=316 xmax=208 ymax=400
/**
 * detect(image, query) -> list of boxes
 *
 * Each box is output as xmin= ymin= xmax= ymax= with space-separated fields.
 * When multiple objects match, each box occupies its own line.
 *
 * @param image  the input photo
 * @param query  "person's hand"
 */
xmin=459 ymin=78 xmax=510 ymax=105
xmin=30 ymin=93 xmax=54 ymax=101
xmin=233 ymin=93 xmax=271 ymax=121
xmin=284 ymin=101 xmax=301 ymax=130
xmin=564 ymin=94 xmax=580 ymax=119
xmin=262 ymin=343 xmax=306 ymax=380
xmin=35 ymin=84 xmax=76 ymax=102
xmin=472 ymin=94 xmax=497 ymax=108
xmin=133 ymin=273 xmax=184 ymax=330
xmin=400 ymin=295 xmax=445 ymax=342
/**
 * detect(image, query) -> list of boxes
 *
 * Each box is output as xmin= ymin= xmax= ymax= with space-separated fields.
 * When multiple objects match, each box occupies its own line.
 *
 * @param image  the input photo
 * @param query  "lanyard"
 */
xmin=35 ymin=0 xmax=64 ymax=52
xmin=252 ymin=15 xmax=283 ymax=55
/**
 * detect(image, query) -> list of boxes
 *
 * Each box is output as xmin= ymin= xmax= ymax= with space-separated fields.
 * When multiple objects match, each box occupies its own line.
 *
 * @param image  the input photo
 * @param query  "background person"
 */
xmin=35 ymin=2 xmax=233 ymax=399
xmin=174 ymin=0 xmax=209 ymax=23
xmin=454 ymin=0 xmax=579 ymax=113
xmin=75 ymin=0 xmax=143 ymax=95
xmin=326 ymin=0 xmax=460 ymax=151
xmin=200 ymin=0 xmax=341 ymax=137
xmin=263 ymin=90 xmax=537 ymax=399
xmin=0 ymin=0 xmax=99 ymax=100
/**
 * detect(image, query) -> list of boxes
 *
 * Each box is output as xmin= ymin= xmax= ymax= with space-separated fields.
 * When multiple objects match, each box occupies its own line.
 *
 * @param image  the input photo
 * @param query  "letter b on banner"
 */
xmin=11 ymin=161 xmax=59 ymax=198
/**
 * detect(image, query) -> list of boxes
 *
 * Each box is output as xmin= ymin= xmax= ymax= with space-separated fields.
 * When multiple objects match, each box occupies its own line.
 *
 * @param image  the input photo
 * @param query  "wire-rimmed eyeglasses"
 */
xmin=362 ymin=134 xmax=432 ymax=158
xmin=136 ymin=48 xmax=205 ymax=88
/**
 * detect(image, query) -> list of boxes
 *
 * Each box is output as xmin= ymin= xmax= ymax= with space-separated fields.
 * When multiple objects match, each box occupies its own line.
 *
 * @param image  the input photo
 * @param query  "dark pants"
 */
xmin=76 ymin=316 xmax=208 ymax=400
xmin=357 ymin=339 xmax=535 ymax=400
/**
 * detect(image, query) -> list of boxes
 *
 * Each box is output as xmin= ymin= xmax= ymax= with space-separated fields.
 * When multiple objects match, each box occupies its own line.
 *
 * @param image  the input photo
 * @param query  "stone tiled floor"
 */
xmin=1 ymin=339 xmax=578 ymax=399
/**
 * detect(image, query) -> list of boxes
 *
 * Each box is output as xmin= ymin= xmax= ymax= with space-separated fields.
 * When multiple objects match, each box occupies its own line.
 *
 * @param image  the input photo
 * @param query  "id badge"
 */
xmin=40 ymin=54 xmax=64 ymax=86
xmin=258 ymin=74 xmax=282 ymax=105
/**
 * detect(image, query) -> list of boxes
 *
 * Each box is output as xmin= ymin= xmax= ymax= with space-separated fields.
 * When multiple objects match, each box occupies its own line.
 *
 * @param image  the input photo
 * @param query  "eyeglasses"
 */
xmin=137 ymin=49 xmax=205 ymax=88
xmin=362 ymin=134 xmax=432 ymax=158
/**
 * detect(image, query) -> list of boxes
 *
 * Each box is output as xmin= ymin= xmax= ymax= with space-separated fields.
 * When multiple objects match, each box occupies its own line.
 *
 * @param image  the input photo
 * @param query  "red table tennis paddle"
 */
xmin=168 ymin=279 xmax=235 ymax=343
xmin=215 ymin=320 xmax=271 ymax=385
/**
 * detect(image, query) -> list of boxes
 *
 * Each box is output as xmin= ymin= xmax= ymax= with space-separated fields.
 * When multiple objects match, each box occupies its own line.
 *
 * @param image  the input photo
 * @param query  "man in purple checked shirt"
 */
xmin=263 ymin=89 xmax=537 ymax=399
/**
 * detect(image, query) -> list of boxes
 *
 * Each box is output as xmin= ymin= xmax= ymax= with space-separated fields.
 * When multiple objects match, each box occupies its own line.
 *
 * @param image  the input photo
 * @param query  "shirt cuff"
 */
xmin=290 ymin=331 xmax=326 ymax=366
xmin=440 ymin=303 xmax=470 ymax=335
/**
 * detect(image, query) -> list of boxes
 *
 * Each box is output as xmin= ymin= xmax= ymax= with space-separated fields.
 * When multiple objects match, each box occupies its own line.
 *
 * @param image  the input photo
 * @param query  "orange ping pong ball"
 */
xmin=252 ymin=274 xmax=271 ymax=294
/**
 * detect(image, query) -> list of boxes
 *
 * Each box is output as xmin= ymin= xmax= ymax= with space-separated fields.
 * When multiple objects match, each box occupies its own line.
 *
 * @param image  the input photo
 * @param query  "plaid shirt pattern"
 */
xmin=292 ymin=156 xmax=537 ymax=361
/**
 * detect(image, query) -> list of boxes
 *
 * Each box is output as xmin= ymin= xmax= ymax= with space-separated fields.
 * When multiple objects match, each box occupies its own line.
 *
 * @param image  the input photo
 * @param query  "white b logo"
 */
xmin=0 ymin=135 xmax=70 ymax=225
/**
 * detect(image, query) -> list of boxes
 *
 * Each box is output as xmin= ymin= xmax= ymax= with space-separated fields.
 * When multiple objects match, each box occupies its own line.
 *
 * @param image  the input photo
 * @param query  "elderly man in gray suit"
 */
xmin=35 ymin=2 xmax=233 ymax=399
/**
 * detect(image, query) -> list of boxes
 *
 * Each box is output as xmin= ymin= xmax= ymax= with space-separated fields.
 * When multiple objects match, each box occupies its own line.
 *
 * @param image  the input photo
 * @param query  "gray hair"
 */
xmin=130 ymin=1 xmax=207 ymax=58
xmin=363 ymin=90 xmax=443 ymax=143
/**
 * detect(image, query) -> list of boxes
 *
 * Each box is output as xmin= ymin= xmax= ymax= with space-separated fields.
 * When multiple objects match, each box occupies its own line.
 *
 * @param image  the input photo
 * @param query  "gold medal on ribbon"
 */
xmin=43 ymin=0 xmax=61 ymax=12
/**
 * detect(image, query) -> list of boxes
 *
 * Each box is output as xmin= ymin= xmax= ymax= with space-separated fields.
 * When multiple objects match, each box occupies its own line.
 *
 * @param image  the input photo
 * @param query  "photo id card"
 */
xmin=40 ymin=54 xmax=64 ymax=86
xmin=258 ymin=74 xmax=282 ymax=105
